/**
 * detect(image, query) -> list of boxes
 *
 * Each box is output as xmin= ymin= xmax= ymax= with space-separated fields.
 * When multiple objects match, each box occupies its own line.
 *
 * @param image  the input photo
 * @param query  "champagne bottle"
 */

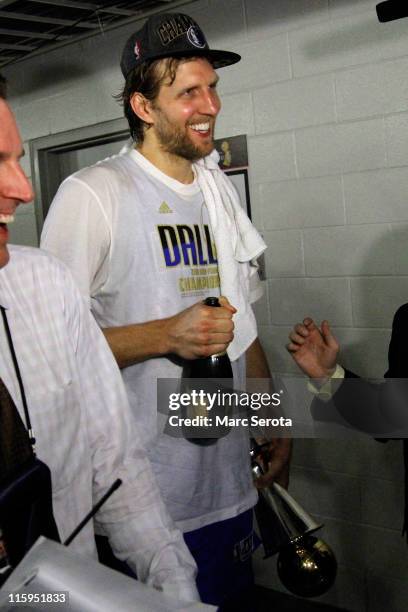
xmin=182 ymin=296 xmax=233 ymax=445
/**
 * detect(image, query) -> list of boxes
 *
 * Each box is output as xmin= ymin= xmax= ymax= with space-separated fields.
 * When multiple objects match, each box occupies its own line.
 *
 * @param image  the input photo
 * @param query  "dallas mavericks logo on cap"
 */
xmin=187 ymin=26 xmax=206 ymax=49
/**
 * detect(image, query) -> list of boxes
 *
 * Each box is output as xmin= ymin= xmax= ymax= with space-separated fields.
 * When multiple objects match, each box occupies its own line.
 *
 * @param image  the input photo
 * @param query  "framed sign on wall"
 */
xmin=214 ymin=134 xmax=251 ymax=220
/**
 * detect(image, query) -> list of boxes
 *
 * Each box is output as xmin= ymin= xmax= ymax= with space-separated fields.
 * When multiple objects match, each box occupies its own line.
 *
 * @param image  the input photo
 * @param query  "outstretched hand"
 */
xmin=286 ymin=317 xmax=339 ymax=379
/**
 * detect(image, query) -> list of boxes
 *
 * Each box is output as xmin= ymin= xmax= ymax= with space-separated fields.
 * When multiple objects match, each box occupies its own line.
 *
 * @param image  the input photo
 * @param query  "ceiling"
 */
xmin=0 ymin=0 xmax=190 ymax=68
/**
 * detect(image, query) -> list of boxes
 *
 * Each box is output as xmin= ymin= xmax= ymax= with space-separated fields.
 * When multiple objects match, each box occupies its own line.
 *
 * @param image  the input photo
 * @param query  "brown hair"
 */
xmin=118 ymin=56 xmax=196 ymax=143
xmin=0 ymin=73 xmax=7 ymax=99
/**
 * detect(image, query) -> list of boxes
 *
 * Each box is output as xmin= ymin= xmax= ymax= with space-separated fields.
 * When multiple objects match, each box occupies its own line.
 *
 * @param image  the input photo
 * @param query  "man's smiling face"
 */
xmin=148 ymin=57 xmax=221 ymax=162
xmin=0 ymin=99 xmax=33 ymax=269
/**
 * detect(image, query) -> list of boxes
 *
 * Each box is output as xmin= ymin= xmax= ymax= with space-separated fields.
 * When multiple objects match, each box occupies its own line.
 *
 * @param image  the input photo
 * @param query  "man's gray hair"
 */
xmin=0 ymin=73 xmax=7 ymax=99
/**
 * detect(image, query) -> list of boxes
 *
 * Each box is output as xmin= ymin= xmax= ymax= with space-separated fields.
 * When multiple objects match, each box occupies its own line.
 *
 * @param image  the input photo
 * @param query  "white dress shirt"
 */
xmin=0 ymin=245 xmax=198 ymax=602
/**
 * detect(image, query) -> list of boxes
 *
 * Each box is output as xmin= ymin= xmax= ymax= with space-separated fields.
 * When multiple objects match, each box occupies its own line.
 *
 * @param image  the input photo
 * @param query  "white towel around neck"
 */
xmin=194 ymin=151 xmax=266 ymax=361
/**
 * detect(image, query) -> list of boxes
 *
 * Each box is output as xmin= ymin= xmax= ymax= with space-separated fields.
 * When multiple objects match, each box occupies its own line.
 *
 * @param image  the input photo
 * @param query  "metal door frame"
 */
xmin=30 ymin=116 xmax=129 ymax=235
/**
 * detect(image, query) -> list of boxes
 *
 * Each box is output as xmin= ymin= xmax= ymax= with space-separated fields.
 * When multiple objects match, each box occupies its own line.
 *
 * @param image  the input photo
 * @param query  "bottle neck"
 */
xmin=204 ymin=296 xmax=220 ymax=308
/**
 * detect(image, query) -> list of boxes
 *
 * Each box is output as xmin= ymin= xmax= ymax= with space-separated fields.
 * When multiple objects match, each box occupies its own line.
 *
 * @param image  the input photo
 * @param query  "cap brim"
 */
xmin=202 ymin=49 xmax=241 ymax=68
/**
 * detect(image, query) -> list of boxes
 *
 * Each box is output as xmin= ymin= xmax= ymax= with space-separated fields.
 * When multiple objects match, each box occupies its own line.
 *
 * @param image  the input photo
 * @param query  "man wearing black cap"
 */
xmin=42 ymin=13 xmax=291 ymax=608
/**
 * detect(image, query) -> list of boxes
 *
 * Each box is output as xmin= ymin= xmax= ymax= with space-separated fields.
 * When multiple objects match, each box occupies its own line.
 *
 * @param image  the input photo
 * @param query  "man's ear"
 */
xmin=130 ymin=92 xmax=154 ymax=125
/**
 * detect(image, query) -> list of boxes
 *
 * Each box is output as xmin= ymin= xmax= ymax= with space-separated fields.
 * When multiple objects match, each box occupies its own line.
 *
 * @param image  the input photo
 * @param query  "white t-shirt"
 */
xmin=41 ymin=150 xmax=258 ymax=531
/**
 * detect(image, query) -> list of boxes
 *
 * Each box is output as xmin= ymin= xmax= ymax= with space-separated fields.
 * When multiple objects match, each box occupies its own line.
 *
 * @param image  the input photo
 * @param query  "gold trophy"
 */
xmin=251 ymin=442 xmax=337 ymax=598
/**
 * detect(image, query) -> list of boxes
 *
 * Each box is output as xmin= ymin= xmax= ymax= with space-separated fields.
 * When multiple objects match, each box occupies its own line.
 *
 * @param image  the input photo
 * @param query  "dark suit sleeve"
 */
xmin=310 ymin=369 xmax=395 ymax=435
xmin=385 ymin=305 xmax=408 ymax=538
xmin=385 ymin=304 xmax=408 ymax=378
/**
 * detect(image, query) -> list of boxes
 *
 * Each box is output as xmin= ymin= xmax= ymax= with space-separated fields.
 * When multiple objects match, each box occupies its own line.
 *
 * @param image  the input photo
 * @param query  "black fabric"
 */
xmin=0 ymin=377 xmax=33 ymax=486
xmin=0 ymin=458 xmax=60 ymax=566
xmin=385 ymin=304 xmax=408 ymax=538
xmin=312 ymin=303 xmax=408 ymax=540
xmin=120 ymin=12 xmax=241 ymax=77
xmin=0 ymin=362 xmax=60 ymax=566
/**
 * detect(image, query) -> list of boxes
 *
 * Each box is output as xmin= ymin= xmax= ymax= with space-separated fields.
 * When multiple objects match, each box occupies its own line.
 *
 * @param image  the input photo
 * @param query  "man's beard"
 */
xmin=153 ymin=107 xmax=214 ymax=162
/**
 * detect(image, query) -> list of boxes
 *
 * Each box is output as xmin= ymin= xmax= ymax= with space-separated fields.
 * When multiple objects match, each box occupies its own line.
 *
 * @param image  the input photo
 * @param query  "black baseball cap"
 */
xmin=120 ymin=12 xmax=241 ymax=78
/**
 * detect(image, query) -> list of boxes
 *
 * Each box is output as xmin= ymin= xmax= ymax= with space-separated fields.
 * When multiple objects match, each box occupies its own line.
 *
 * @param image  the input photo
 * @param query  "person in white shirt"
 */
xmin=41 ymin=13 xmax=291 ymax=608
xmin=0 ymin=73 xmax=199 ymax=603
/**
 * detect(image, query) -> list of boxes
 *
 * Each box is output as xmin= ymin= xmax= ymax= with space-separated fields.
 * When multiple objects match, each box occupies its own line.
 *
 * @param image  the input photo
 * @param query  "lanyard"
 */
xmin=0 ymin=306 xmax=36 ymax=452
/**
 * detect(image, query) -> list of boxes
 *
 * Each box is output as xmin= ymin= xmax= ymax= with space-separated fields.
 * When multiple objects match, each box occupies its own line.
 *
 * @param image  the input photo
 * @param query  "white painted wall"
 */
xmin=4 ymin=1 xmax=408 ymax=609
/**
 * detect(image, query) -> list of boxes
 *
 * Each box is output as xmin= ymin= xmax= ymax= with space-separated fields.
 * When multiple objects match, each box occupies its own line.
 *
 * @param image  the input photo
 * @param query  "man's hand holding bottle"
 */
xmin=164 ymin=296 xmax=236 ymax=360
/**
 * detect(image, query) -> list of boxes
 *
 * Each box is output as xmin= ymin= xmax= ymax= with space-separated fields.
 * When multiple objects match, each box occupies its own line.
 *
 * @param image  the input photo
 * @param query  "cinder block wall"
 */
xmin=4 ymin=1 xmax=408 ymax=609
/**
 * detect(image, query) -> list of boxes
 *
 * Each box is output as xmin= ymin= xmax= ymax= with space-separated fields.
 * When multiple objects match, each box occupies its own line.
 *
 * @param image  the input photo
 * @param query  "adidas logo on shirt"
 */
xmin=159 ymin=201 xmax=173 ymax=214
